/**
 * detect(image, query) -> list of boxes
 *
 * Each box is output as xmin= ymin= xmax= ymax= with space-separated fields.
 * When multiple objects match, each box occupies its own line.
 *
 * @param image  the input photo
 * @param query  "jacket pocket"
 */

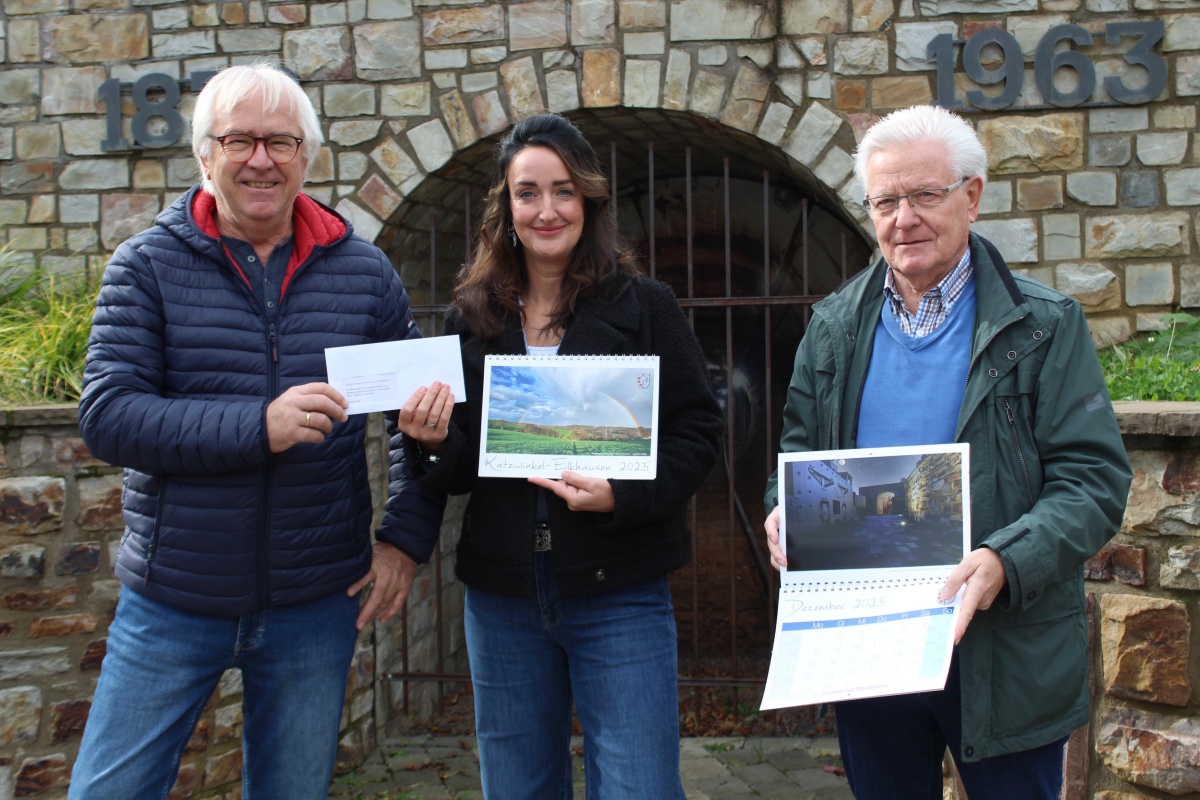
xmin=987 ymin=594 xmax=1088 ymax=738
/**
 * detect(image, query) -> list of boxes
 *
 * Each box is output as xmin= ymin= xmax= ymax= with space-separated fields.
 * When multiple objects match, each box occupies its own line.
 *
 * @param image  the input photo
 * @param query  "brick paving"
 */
xmin=328 ymin=735 xmax=853 ymax=800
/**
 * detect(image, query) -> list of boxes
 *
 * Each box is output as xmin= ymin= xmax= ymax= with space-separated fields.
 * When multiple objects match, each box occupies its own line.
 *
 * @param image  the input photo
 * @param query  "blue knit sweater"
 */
xmin=856 ymin=279 xmax=976 ymax=447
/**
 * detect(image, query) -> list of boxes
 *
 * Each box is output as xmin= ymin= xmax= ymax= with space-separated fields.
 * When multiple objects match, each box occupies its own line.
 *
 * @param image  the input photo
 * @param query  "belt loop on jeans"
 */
xmin=533 ymin=523 xmax=552 ymax=552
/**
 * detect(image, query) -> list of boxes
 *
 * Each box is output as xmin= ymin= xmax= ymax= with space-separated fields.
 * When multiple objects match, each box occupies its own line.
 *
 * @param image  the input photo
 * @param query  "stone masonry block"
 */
xmin=1096 ymin=707 xmax=1200 ymax=795
xmin=79 ymin=638 xmax=107 ymax=670
xmin=76 ymin=474 xmax=123 ymax=531
xmin=1101 ymin=593 xmax=1191 ymax=706
xmin=0 ymin=686 xmax=41 ymax=746
xmin=283 ymin=26 xmax=353 ymax=81
xmin=573 ymin=0 xmax=616 ymax=44
xmin=49 ymin=697 xmax=90 ymax=744
xmin=30 ymin=612 xmax=99 ymax=637
xmin=980 ymin=113 xmax=1083 ymax=174
xmin=1162 ymin=545 xmax=1200 ymax=590
xmin=1164 ymin=167 xmax=1200 ymax=207
xmin=833 ymin=36 xmax=888 ymax=75
xmin=1084 ymin=540 xmax=1146 ymax=586
xmin=0 ymin=647 xmax=71 ymax=681
xmin=167 ymin=763 xmax=198 ymax=800
xmin=782 ymin=102 xmax=842 ymax=166
xmin=0 ymin=543 xmax=45 ymax=578
xmin=324 ymin=84 xmax=376 ymax=117
xmin=1183 ymin=264 xmax=1200 ymax=308
xmin=1066 ymin=171 xmax=1117 ymax=206
xmin=15 ymin=753 xmax=70 ymax=796
xmin=581 ymin=48 xmax=621 ymax=107
xmin=44 ymin=13 xmax=149 ymax=63
xmin=1090 ymin=107 xmax=1148 ymax=133
xmin=1125 ymin=262 xmax=1175 ymax=306
xmin=201 ymin=748 xmax=241 ymax=791
xmin=214 ymin=703 xmax=242 ymax=744
xmin=672 ymin=0 xmax=774 ymax=41
xmin=1086 ymin=212 xmax=1190 ymax=259
xmin=1017 ymin=176 xmax=1063 ymax=210
xmin=1121 ymin=449 xmax=1200 ymax=534
xmin=0 ymin=476 xmax=66 ymax=535
xmin=1122 ymin=172 xmax=1159 ymax=209
xmin=423 ymin=5 xmax=504 ymax=46
xmin=510 ymin=0 xmax=567 ymax=50
xmin=3 ymin=584 xmax=77 ymax=611
xmin=1137 ymin=132 xmax=1188 ymax=166
xmin=1042 ymin=213 xmax=1080 ymax=260
xmin=971 ymin=218 xmax=1037 ymax=262
xmin=55 ymin=541 xmax=101 ymax=575
xmin=781 ymin=0 xmax=846 ymax=35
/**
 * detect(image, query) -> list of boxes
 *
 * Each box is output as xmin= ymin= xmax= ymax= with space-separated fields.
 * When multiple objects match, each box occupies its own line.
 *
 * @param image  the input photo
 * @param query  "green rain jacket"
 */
xmin=765 ymin=232 xmax=1131 ymax=762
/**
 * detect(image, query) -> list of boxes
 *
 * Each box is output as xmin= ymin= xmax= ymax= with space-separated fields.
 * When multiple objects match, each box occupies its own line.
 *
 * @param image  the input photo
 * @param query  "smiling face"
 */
xmin=507 ymin=145 xmax=585 ymax=274
xmin=865 ymin=138 xmax=982 ymax=301
xmin=199 ymin=92 xmax=309 ymax=245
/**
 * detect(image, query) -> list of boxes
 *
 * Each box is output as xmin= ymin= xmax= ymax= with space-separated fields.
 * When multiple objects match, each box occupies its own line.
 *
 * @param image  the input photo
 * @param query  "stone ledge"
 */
xmin=2 ymin=405 xmax=78 ymax=428
xmin=1115 ymin=401 xmax=1200 ymax=437
xmin=2 ymin=403 xmax=1199 ymax=437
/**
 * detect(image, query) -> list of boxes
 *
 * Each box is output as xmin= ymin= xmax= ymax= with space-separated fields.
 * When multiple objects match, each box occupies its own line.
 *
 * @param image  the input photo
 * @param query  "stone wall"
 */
xmin=4 ymin=401 xmax=1197 ymax=798
xmin=1085 ymin=401 xmax=1200 ymax=800
xmin=0 ymin=0 xmax=1196 ymax=340
xmin=0 ymin=406 xmax=466 ymax=800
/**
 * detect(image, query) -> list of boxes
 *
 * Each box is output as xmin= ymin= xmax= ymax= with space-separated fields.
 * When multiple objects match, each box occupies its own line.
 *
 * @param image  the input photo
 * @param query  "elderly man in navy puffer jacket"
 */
xmin=69 ymin=63 xmax=443 ymax=799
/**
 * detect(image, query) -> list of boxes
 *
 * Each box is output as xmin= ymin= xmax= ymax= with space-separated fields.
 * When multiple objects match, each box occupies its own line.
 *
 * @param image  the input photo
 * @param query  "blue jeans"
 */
xmin=69 ymin=587 xmax=360 ymax=800
xmin=464 ymin=553 xmax=685 ymax=800
xmin=834 ymin=654 xmax=1066 ymax=800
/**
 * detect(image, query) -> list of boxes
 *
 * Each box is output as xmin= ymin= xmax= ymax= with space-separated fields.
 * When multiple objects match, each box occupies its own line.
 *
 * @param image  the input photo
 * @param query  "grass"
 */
xmin=0 ymin=262 xmax=99 ymax=405
xmin=1098 ymin=312 xmax=1200 ymax=402
xmin=485 ymin=428 xmax=652 ymax=456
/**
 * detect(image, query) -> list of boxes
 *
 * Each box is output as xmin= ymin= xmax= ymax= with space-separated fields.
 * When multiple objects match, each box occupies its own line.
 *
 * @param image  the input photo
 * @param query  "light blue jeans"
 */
xmin=68 ymin=587 xmax=359 ymax=800
xmin=464 ymin=553 xmax=686 ymax=800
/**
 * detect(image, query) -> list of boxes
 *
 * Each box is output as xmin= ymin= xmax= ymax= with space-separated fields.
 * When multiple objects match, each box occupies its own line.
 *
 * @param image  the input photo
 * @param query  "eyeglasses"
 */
xmin=210 ymin=134 xmax=304 ymax=164
xmin=863 ymin=178 xmax=968 ymax=216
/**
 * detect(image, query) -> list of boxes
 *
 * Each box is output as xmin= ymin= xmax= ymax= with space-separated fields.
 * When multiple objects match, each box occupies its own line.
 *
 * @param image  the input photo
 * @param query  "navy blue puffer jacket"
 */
xmin=79 ymin=185 xmax=443 ymax=617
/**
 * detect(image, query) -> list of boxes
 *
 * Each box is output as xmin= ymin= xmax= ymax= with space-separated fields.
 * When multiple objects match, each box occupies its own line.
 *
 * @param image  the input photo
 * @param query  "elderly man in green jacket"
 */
xmin=764 ymin=105 xmax=1131 ymax=799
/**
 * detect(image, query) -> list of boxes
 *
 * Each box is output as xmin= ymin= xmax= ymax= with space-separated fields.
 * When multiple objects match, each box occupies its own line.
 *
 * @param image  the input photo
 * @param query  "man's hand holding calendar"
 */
xmin=939 ymin=548 xmax=1006 ymax=645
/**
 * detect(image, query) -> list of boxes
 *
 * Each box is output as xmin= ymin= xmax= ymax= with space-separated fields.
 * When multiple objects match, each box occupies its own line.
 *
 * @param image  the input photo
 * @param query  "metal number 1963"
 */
xmin=929 ymin=20 xmax=1166 ymax=112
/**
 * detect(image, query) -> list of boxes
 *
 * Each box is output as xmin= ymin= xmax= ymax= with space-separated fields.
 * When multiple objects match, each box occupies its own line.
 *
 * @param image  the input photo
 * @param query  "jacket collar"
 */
xmin=187 ymin=186 xmax=350 ymax=294
xmin=966 ymin=231 xmax=1034 ymax=347
xmin=496 ymin=278 xmax=641 ymax=355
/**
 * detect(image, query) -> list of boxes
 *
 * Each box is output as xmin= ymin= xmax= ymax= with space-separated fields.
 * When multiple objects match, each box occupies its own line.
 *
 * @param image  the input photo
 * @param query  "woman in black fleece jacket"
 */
xmin=398 ymin=113 xmax=722 ymax=799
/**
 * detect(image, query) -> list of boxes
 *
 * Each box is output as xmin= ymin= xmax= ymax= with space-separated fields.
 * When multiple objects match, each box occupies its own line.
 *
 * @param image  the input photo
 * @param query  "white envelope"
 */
xmin=325 ymin=335 xmax=466 ymax=415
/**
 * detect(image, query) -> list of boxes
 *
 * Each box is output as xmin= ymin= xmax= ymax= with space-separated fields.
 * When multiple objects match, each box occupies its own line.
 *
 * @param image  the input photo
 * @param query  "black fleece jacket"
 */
xmin=408 ymin=276 xmax=723 ymax=598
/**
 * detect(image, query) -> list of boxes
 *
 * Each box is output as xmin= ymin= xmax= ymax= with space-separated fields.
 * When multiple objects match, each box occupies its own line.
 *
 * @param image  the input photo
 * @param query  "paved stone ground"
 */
xmin=328 ymin=735 xmax=853 ymax=800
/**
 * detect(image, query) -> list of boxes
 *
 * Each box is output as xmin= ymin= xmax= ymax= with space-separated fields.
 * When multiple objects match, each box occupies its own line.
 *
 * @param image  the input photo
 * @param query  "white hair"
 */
xmin=853 ymin=105 xmax=988 ymax=191
xmin=191 ymin=63 xmax=322 ymax=190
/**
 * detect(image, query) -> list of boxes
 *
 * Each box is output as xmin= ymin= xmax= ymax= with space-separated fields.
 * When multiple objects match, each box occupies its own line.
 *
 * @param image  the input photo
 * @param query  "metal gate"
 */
xmin=378 ymin=109 xmax=873 ymax=731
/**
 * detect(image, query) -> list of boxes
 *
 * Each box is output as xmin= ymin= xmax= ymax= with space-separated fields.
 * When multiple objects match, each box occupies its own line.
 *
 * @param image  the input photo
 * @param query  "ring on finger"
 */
xmin=424 ymin=420 xmax=437 ymax=429
xmin=305 ymin=411 xmax=311 ymax=428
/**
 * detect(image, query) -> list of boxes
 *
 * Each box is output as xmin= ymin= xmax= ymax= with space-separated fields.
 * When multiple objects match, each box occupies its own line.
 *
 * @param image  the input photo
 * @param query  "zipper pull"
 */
xmin=1004 ymin=398 xmax=1015 ymax=424
xmin=269 ymin=323 xmax=278 ymax=362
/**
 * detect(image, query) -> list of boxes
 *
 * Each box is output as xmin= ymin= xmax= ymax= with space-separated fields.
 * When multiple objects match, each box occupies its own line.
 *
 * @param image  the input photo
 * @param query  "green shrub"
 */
xmin=0 ymin=264 xmax=99 ymax=405
xmin=1098 ymin=312 xmax=1200 ymax=402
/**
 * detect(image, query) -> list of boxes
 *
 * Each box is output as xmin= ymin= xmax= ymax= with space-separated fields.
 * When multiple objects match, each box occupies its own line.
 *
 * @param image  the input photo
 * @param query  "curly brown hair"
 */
xmin=451 ymin=113 xmax=642 ymax=342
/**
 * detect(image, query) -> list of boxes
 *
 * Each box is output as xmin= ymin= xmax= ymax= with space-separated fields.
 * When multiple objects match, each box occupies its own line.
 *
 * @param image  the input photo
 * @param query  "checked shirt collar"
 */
xmin=883 ymin=247 xmax=973 ymax=338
